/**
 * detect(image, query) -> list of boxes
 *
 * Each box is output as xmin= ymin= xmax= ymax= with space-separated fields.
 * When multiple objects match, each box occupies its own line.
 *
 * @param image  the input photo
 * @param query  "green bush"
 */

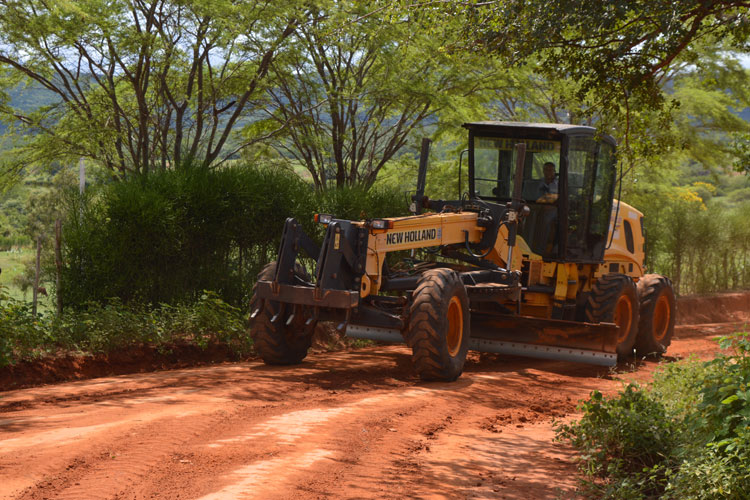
xmin=0 ymin=234 xmax=31 ymax=251
xmin=315 ymin=184 xmax=409 ymax=221
xmin=0 ymin=287 xmax=51 ymax=366
xmin=0 ymin=289 xmax=250 ymax=366
xmin=58 ymin=163 xmax=409 ymax=309
xmin=60 ymin=163 xmax=316 ymax=308
xmin=158 ymin=292 xmax=249 ymax=352
xmin=558 ymin=332 xmax=750 ymax=499
xmin=556 ymin=385 xmax=677 ymax=498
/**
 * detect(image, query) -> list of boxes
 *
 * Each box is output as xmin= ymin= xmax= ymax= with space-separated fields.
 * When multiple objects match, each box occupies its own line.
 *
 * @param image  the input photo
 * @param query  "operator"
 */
xmin=536 ymin=161 xmax=558 ymax=203
xmin=540 ymin=162 xmax=558 ymax=194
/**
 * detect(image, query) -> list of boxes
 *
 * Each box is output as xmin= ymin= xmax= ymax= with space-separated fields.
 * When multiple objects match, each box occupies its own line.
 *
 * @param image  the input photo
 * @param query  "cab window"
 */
xmin=473 ymin=136 xmax=561 ymax=201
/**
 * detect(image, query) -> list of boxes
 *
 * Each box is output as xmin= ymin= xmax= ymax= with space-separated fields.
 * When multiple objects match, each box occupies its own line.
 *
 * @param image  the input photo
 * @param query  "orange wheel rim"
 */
xmin=613 ymin=294 xmax=633 ymax=343
xmin=446 ymin=296 xmax=464 ymax=357
xmin=653 ymin=294 xmax=670 ymax=341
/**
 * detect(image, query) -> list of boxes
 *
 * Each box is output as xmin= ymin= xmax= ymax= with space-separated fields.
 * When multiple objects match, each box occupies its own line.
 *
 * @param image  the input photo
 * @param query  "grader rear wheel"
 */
xmin=585 ymin=273 xmax=639 ymax=360
xmin=249 ymin=261 xmax=313 ymax=365
xmin=407 ymin=268 xmax=470 ymax=381
xmin=634 ymin=274 xmax=676 ymax=356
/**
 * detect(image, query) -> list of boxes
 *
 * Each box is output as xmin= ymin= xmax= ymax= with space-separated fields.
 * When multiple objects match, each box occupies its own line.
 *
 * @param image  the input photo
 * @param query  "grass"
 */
xmin=0 ymin=247 xmax=54 ymax=311
xmin=0 ymin=248 xmax=32 ymax=298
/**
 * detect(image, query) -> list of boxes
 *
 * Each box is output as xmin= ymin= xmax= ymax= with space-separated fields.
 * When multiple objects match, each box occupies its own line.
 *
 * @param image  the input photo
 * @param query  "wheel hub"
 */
xmin=446 ymin=296 xmax=464 ymax=357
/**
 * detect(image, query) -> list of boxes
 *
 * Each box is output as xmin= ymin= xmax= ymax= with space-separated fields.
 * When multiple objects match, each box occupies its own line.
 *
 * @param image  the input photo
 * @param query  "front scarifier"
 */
xmin=250 ymin=122 xmax=677 ymax=381
xmin=250 ymin=261 xmax=313 ymax=365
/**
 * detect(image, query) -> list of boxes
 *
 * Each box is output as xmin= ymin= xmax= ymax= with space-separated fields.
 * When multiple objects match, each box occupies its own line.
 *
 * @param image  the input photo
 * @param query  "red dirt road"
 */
xmin=1 ymin=293 xmax=748 ymax=499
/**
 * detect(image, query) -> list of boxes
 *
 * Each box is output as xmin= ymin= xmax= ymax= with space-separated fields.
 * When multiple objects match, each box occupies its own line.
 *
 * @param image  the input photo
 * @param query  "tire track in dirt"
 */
xmin=140 ymin=387 xmax=446 ymax=499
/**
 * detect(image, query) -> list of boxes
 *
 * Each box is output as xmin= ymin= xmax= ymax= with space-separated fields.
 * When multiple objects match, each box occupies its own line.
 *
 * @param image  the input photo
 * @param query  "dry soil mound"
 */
xmin=676 ymin=291 xmax=750 ymax=325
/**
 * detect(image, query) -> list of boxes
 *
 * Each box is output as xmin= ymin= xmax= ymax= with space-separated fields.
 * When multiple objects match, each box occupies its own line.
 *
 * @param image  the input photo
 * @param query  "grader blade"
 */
xmin=469 ymin=313 xmax=619 ymax=366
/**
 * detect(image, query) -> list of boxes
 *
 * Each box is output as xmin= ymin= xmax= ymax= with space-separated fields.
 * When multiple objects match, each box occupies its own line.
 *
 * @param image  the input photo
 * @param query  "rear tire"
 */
xmin=249 ymin=261 xmax=313 ymax=365
xmin=407 ymin=268 xmax=470 ymax=381
xmin=586 ymin=273 xmax=639 ymax=360
xmin=634 ymin=274 xmax=676 ymax=356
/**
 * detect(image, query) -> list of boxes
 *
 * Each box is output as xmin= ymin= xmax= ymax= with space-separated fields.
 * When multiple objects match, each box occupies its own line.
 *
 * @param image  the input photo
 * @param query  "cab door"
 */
xmin=565 ymin=136 xmax=616 ymax=262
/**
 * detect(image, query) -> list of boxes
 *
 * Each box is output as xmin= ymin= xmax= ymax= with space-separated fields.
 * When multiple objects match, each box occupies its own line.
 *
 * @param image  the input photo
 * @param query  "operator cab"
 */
xmin=463 ymin=122 xmax=617 ymax=263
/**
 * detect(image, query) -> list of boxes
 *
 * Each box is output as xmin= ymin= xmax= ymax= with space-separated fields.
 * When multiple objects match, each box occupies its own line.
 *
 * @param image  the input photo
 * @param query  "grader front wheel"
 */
xmin=586 ymin=273 xmax=639 ymax=360
xmin=407 ymin=268 xmax=471 ymax=381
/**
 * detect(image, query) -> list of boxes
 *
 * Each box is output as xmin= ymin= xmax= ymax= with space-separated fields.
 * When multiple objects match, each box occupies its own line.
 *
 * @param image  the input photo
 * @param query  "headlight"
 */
xmin=370 ymin=219 xmax=393 ymax=229
xmin=314 ymin=213 xmax=333 ymax=224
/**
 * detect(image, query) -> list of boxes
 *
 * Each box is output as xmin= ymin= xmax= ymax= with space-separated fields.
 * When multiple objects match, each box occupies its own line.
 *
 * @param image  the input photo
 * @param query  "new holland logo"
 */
xmin=386 ymin=228 xmax=440 ymax=246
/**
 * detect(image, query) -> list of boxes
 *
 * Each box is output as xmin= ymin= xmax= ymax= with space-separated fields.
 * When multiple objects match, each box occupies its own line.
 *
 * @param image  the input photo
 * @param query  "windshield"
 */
xmin=473 ymin=136 xmax=561 ymax=201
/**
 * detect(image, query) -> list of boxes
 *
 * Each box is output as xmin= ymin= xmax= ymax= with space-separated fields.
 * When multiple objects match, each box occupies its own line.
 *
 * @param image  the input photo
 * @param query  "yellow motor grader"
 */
xmin=250 ymin=122 xmax=676 ymax=381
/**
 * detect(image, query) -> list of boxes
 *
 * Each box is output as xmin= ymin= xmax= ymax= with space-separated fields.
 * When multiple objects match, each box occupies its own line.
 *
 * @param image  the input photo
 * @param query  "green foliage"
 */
xmin=558 ymin=332 xmax=750 ymax=499
xmin=60 ymin=162 xmax=315 ymax=307
xmin=556 ymin=385 xmax=677 ymax=498
xmin=0 ymin=287 xmax=249 ymax=367
xmin=666 ymin=428 xmax=750 ymax=499
xmin=0 ymin=286 xmax=50 ymax=366
xmin=58 ymin=162 xmax=408 ymax=308
xmin=627 ymin=177 xmax=750 ymax=295
xmin=694 ymin=334 xmax=750 ymax=444
xmin=377 ymin=155 xmax=468 ymax=201
xmin=0 ymin=0 xmax=307 ymax=173
xmin=314 ymin=184 xmax=409 ymax=221
xmin=452 ymin=0 xmax=750 ymax=121
xmin=265 ymin=0 xmax=497 ymax=189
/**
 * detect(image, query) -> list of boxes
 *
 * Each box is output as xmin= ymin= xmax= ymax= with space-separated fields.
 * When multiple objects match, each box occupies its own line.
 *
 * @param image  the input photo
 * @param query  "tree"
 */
xmin=0 ymin=0 xmax=305 ymax=176
xmin=454 ymin=0 xmax=750 ymax=111
xmin=258 ymin=1 xmax=498 ymax=189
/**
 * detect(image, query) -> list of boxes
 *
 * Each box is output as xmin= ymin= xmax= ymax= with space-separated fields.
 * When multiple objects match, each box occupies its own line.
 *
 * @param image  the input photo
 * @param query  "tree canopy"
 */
xmin=457 ymin=0 xmax=750 ymax=111
xmin=252 ymin=0 xmax=499 ymax=189
xmin=0 ymin=0 xmax=305 ymax=176
xmin=0 ymin=0 xmax=748 ymax=184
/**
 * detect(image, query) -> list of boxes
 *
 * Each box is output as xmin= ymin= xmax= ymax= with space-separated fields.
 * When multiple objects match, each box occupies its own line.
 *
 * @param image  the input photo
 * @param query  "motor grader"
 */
xmin=250 ymin=122 xmax=676 ymax=381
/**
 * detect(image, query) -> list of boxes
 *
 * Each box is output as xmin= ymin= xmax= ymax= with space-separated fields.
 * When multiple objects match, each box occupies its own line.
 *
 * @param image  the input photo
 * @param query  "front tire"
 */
xmin=585 ymin=273 xmax=639 ymax=360
xmin=249 ymin=261 xmax=313 ymax=365
xmin=634 ymin=274 xmax=676 ymax=356
xmin=407 ymin=268 xmax=471 ymax=381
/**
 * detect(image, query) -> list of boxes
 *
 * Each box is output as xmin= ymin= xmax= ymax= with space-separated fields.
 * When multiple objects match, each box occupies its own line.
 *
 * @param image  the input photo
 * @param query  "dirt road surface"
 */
xmin=1 ymin=293 xmax=748 ymax=499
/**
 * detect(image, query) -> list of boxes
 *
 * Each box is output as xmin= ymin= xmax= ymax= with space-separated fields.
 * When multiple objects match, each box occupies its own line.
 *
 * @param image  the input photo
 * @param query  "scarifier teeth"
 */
xmin=250 ymin=307 xmax=261 ymax=319
xmin=271 ymin=312 xmax=282 ymax=324
xmin=305 ymin=317 xmax=315 ymax=326
xmin=285 ymin=313 xmax=296 ymax=326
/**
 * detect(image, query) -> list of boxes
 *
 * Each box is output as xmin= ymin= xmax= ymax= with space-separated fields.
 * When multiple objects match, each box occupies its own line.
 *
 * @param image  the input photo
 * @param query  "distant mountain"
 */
xmin=9 ymin=84 xmax=58 ymax=111
xmin=0 ymin=83 xmax=59 ymax=135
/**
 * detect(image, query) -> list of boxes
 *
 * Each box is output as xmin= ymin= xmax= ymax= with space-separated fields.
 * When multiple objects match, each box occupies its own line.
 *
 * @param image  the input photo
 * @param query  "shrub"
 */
xmin=0 ymin=286 xmax=52 ymax=366
xmin=558 ymin=332 xmax=750 ymax=499
xmin=555 ymin=385 xmax=677 ymax=499
xmin=0 ymin=289 xmax=250 ymax=366
xmin=159 ymin=292 xmax=249 ymax=353
xmin=52 ymin=298 xmax=158 ymax=352
xmin=315 ymin=184 xmax=409 ymax=221
xmin=59 ymin=163 xmax=316 ymax=308
xmin=58 ymin=163 xmax=409 ymax=309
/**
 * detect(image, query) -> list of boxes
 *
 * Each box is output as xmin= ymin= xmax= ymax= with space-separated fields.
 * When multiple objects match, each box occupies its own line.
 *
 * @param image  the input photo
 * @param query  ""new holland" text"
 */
xmin=386 ymin=228 xmax=438 ymax=245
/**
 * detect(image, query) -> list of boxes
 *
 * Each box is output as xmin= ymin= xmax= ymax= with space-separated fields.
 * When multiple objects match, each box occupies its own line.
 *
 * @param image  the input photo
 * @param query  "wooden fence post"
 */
xmin=33 ymin=235 xmax=41 ymax=317
xmin=55 ymin=219 xmax=63 ymax=315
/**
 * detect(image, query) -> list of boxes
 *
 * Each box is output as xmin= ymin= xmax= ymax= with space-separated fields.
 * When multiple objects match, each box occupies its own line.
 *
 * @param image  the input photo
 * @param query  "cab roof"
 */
xmin=463 ymin=121 xmax=616 ymax=146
